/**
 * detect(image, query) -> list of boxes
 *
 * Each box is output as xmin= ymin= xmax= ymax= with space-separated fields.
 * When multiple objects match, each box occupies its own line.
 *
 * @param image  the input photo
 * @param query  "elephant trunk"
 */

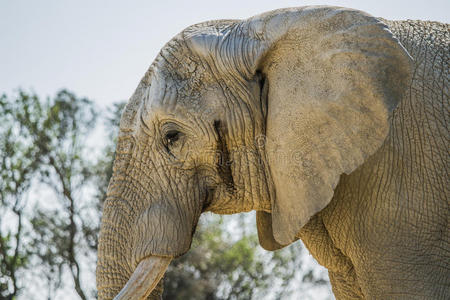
xmin=97 ymin=148 xmax=200 ymax=298
xmin=97 ymin=192 xmax=172 ymax=300
xmin=97 ymin=192 xmax=135 ymax=299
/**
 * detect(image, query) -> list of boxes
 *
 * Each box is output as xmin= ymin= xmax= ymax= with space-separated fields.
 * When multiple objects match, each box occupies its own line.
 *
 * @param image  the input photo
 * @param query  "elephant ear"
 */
xmin=185 ymin=6 xmax=412 ymax=248
xmin=242 ymin=7 xmax=413 ymax=247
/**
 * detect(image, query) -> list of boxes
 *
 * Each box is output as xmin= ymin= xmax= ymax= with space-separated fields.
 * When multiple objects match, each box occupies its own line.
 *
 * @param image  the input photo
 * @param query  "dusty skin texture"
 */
xmin=96 ymin=6 xmax=449 ymax=300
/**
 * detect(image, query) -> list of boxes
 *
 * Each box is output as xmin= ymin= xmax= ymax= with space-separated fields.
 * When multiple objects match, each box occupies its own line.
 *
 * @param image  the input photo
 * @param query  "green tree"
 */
xmin=0 ymin=90 xmax=97 ymax=299
xmin=0 ymin=91 xmax=47 ymax=299
xmin=163 ymin=213 xmax=329 ymax=300
xmin=27 ymin=90 xmax=97 ymax=300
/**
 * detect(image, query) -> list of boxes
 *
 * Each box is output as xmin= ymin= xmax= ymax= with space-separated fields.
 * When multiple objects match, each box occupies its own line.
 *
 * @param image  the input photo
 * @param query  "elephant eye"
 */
xmin=164 ymin=130 xmax=180 ymax=147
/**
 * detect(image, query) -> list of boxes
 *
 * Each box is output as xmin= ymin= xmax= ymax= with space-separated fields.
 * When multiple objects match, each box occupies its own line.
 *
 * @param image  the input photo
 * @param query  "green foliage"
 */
xmin=163 ymin=213 xmax=328 ymax=300
xmin=0 ymin=90 xmax=97 ymax=300
xmin=27 ymin=90 xmax=97 ymax=300
xmin=0 ymin=91 xmax=45 ymax=299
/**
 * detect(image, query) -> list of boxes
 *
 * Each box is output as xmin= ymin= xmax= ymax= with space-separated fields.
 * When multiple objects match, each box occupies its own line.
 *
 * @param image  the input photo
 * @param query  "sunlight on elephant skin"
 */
xmin=96 ymin=6 xmax=449 ymax=300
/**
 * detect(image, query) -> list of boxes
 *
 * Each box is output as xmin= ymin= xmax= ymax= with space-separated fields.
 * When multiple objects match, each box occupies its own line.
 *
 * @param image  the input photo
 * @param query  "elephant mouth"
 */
xmin=113 ymin=255 xmax=171 ymax=300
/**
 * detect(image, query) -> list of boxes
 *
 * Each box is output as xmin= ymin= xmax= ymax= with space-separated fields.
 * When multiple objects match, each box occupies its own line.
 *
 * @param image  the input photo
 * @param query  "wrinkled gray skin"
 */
xmin=96 ymin=6 xmax=449 ymax=300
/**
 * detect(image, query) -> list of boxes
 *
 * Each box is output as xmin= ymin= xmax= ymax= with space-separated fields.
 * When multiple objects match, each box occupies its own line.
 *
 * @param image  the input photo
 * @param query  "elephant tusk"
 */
xmin=113 ymin=256 xmax=171 ymax=300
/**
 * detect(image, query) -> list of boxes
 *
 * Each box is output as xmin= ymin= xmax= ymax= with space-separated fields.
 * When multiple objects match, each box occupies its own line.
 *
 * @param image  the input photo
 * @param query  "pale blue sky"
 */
xmin=1 ymin=0 xmax=449 ymax=107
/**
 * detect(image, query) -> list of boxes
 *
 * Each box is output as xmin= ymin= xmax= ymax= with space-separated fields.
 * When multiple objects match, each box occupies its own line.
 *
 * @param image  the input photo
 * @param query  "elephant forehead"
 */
xmin=121 ymin=40 xmax=217 ymax=132
xmin=143 ymin=82 xmax=200 ymax=115
xmin=143 ymin=68 xmax=223 ymax=117
xmin=152 ymin=39 xmax=213 ymax=95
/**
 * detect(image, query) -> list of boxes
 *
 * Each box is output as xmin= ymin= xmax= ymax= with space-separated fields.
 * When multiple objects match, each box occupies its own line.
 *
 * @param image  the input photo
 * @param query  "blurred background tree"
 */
xmin=0 ymin=90 xmax=331 ymax=300
xmin=1 ymin=91 xmax=49 ymax=299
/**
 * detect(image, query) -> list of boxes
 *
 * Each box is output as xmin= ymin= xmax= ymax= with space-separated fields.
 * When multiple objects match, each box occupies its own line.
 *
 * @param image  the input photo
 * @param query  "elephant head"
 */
xmin=96 ymin=6 xmax=412 ymax=299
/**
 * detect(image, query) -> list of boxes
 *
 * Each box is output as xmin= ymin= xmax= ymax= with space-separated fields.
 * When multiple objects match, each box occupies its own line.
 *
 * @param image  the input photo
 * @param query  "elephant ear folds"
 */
xmin=247 ymin=7 xmax=413 ymax=246
xmin=257 ymin=211 xmax=299 ymax=251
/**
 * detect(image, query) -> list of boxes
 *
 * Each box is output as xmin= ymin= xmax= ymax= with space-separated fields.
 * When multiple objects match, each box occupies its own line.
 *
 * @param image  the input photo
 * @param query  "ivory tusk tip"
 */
xmin=114 ymin=256 xmax=171 ymax=300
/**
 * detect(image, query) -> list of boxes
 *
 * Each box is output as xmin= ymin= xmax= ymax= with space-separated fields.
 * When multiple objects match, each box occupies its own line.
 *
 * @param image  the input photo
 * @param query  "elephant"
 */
xmin=96 ymin=6 xmax=449 ymax=300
